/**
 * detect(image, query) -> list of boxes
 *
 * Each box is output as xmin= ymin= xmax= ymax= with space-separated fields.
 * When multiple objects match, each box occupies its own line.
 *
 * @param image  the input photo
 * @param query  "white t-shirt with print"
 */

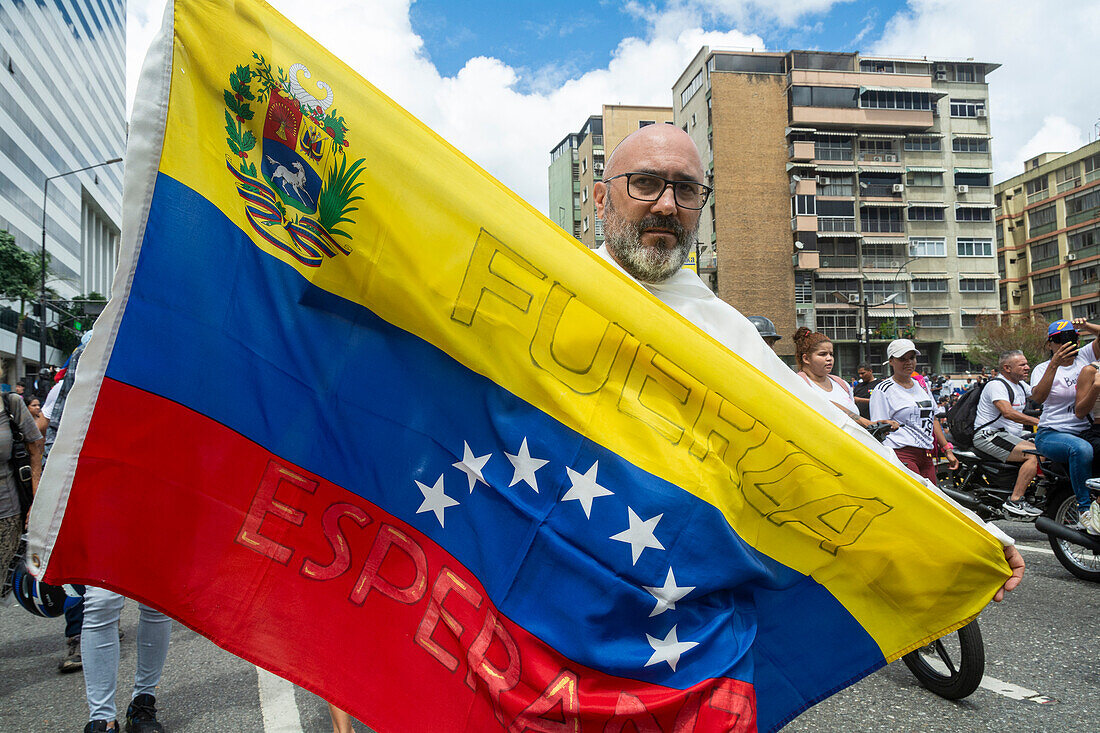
xmin=973 ymin=378 xmax=1031 ymax=437
xmin=799 ymin=373 xmax=859 ymax=417
xmin=870 ymin=378 xmax=936 ymax=450
xmin=1031 ymin=341 xmax=1097 ymax=434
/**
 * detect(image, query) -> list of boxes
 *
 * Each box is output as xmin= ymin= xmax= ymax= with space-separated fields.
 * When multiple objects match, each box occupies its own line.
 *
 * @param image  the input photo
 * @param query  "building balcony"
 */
xmin=1032 ymin=289 xmax=1063 ymax=305
xmin=795 ymin=251 xmax=820 ymax=270
xmin=790 ymin=69 xmax=932 ymax=89
xmin=818 ymin=254 xmax=859 ymax=269
xmin=817 ymin=216 xmax=857 ymax=232
xmin=790 ymin=140 xmax=815 ymax=161
xmin=1030 ymin=256 xmax=1058 ymax=271
xmin=790 ymin=106 xmax=934 ymax=129
xmin=859 ymin=221 xmax=905 ymax=233
xmin=1072 ymin=281 xmax=1098 ymax=297
xmin=791 ymin=215 xmax=818 ymax=232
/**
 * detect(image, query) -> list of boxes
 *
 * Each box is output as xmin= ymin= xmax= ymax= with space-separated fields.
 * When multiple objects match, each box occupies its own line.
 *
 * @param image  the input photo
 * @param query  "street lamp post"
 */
xmin=891 ymin=256 xmax=918 ymax=338
xmin=40 ymin=157 xmax=123 ymax=367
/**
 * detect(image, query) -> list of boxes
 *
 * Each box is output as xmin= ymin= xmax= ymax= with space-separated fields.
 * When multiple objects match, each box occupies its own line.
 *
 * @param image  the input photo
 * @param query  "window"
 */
xmin=790 ymin=86 xmax=859 ymax=108
xmin=680 ymin=71 xmax=703 ymax=108
xmin=916 ymin=314 xmax=950 ymax=328
xmin=1030 ymin=238 xmax=1058 ymax=264
xmin=906 ymin=171 xmax=943 ymax=187
xmin=1069 ymin=225 xmax=1099 ymax=254
xmin=814 ymin=138 xmax=852 ymax=161
xmin=950 ymin=99 xmax=986 ymax=117
xmin=908 ymin=206 xmax=945 ymax=221
xmin=860 ymin=91 xmax=933 ymax=110
xmin=1028 ymin=204 xmax=1056 ymax=236
xmin=1073 ymin=299 xmax=1100 ymax=320
xmin=961 ymin=315 xmax=979 ymax=328
xmin=573 ymin=193 xmax=580 ymax=207
xmin=581 ymin=185 xmax=588 ymax=203
xmin=952 ymin=137 xmax=989 ymax=153
xmin=904 ymin=136 xmax=941 ymax=152
xmin=1055 ymin=165 xmax=1080 ymax=191
xmin=865 ymin=280 xmax=905 ymax=303
xmin=814 ymin=277 xmax=859 ymax=303
xmin=1026 ymin=177 xmax=1048 ymax=196
xmin=954 ymin=172 xmax=991 ymax=187
xmin=818 ymin=240 xmax=858 ymax=267
xmin=818 ymin=175 xmax=854 ymax=197
xmin=1065 ymin=188 xmax=1100 ymax=224
xmin=638 ymin=120 xmax=655 ymax=128
xmin=910 ymin=237 xmax=946 ymax=257
xmin=954 ymin=64 xmax=977 ymax=82
xmin=911 ymin=279 xmax=948 ymax=292
xmin=959 ymin=278 xmax=996 ymax=293
xmin=710 ymin=53 xmax=786 ymax=74
xmin=1071 ymin=264 xmax=1098 ymax=288
xmin=1032 ymin=273 xmax=1060 ymax=296
xmin=1085 ymin=154 xmax=1100 ymax=175
xmin=860 ymin=207 xmax=903 ymax=233
xmin=858 ymin=139 xmax=895 ymax=155
xmin=955 ymin=206 xmax=992 ymax=222
xmin=957 ymin=238 xmax=993 ymax=257
xmin=860 ymin=60 xmax=894 ymax=73
xmin=594 ymin=218 xmax=603 ymax=237
xmin=582 ymin=215 xmax=589 ymax=233
xmin=792 ymin=195 xmax=816 ymax=216
xmin=816 ymin=311 xmax=859 ymax=340
xmin=795 ymin=272 xmax=812 ymax=304
xmin=581 ymin=157 xmax=588 ymax=173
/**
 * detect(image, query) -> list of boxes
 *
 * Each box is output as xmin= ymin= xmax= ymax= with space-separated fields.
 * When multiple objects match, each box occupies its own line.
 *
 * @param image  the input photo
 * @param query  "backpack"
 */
xmin=945 ymin=377 xmax=1011 ymax=450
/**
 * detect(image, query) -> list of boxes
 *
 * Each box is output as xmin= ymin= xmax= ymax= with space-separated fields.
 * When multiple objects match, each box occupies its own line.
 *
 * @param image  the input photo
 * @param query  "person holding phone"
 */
xmin=1030 ymin=318 xmax=1100 ymax=529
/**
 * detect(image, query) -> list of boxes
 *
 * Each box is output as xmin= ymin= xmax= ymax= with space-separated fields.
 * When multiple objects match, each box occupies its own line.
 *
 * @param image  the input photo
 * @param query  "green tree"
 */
xmin=0 ymin=230 xmax=49 ymax=384
xmin=966 ymin=316 xmax=1050 ymax=369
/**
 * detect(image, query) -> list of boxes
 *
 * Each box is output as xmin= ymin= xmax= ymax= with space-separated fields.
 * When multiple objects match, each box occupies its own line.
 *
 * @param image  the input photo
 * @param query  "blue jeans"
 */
xmin=81 ymin=586 xmax=172 ymax=722
xmin=1035 ymin=428 xmax=1094 ymax=511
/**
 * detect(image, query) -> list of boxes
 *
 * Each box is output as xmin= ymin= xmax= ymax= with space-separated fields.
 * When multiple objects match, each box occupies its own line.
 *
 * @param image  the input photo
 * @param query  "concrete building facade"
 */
xmin=995 ymin=141 xmax=1100 ymax=323
xmin=548 ymin=105 xmax=673 ymax=249
xmin=0 ymin=0 xmax=125 ymax=386
xmin=672 ymin=48 xmax=1000 ymax=372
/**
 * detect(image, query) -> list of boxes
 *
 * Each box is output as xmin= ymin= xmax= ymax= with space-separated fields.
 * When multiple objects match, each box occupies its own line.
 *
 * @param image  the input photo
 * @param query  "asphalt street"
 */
xmin=1 ymin=520 xmax=1096 ymax=732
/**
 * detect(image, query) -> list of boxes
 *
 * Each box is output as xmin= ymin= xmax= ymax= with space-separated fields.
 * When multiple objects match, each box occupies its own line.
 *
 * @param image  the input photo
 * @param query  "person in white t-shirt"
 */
xmin=871 ymin=339 xmax=958 ymax=483
xmin=791 ymin=326 xmax=897 ymax=432
xmin=972 ymin=350 xmax=1041 ymax=517
xmin=1031 ymin=318 xmax=1100 ymax=530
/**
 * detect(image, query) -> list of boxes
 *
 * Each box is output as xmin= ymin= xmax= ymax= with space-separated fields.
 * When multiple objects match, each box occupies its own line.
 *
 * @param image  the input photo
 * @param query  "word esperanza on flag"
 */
xmin=28 ymin=1 xmax=1010 ymax=731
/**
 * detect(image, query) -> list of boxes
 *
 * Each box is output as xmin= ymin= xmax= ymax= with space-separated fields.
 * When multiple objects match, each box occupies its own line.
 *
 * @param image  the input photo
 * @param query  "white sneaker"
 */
xmin=1086 ymin=503 xmax=1100 ymax=536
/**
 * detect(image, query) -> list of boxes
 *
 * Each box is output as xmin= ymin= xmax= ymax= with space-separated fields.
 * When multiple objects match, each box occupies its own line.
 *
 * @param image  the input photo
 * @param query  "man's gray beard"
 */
xmin=603 ymin=197 xmax=697 ymax=284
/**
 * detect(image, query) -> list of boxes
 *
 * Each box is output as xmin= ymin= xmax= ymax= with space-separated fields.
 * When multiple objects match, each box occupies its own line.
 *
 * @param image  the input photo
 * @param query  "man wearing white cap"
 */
xmin=870 ymin=339 xmax=959 ymax=483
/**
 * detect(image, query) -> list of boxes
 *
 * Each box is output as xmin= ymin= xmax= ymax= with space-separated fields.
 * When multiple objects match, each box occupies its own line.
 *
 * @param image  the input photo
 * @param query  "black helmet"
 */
xmin=747 ymin=316 xmax=780 ymax=341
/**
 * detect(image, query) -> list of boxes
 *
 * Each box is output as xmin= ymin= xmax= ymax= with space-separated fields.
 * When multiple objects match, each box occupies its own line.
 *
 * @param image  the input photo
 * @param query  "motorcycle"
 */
xmin=1035 ymin=477 xmax=1100 ymax=582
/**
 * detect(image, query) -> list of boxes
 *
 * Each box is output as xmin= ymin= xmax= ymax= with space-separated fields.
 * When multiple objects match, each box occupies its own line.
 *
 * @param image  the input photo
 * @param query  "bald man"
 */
xmin=588 ymin=123 xmax=1025 ymax=603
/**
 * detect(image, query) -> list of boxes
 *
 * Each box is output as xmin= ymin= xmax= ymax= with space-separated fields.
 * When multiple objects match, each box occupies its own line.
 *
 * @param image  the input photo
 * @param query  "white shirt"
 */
xmin=973 ymin=378 xmax=1031 ymax=437
xmin=41 ymin=381 xmax=63 ymax=421
xmin=799 ymin=373 xmax=858 ymax=416
xmin=1031 ymin=340 xmax=1097 ymax=434
xmin=870 ymin=378 xmax=936 ymax=450
xmin=593 ymin=245 xmax=1012 ymax=546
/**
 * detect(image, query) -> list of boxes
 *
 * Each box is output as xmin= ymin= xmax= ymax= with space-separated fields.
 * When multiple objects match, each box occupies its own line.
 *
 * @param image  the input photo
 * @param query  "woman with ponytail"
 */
xmin=793 ymin=327 xmax=894 ymax=431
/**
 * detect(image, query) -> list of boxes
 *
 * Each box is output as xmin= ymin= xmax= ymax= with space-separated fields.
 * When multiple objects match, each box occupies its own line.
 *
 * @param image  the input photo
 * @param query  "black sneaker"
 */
xmin=1003 ymin=499 xmax=1042 ymax=517
xmin=125 ymin=694 xmax=164 ymax=733
xmin=84 ymin=721 xmax=117 ymax=732
xmin=59 ymin=634 xmax=82 ymax=673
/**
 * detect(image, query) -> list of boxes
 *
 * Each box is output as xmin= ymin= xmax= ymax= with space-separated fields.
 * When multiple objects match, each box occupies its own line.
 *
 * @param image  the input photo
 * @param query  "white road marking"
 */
xmin=257 ymin=666 xmax=304 ymax=732
xmin=923 ymin=659 xmax=1056 ymax=704
xmin=1014 ymin=543 xmax=1055 ymax=556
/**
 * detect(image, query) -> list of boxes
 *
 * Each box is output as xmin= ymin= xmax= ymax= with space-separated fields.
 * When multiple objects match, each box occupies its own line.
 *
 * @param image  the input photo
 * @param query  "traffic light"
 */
xmin=73 ymin=320 xmax=83 ymax=331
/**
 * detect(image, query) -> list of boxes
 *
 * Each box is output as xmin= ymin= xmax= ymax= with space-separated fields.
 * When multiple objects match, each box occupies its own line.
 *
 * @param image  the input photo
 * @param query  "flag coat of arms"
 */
xmin=28 ymin=1 xmax=1010 ymax=731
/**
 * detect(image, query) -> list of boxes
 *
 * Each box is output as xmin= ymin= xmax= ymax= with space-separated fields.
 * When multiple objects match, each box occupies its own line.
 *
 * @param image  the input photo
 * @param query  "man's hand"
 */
xmin=1051 ymin=341 xmax=1078 ymax=368
xmin=944 ymin=448 xmax=959 ymax=471
xmin=992 ymin=545 xmax=1025 ymax=602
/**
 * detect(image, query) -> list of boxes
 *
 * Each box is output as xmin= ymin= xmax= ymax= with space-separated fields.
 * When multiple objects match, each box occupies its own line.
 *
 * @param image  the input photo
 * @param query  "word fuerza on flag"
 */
xmin=27 ymin=1 xmax=1010 ymax=731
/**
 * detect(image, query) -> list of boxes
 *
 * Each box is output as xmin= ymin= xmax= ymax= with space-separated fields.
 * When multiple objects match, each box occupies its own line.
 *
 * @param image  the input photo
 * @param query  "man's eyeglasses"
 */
xmin=603 ymin=172 xmax=712 ymax=210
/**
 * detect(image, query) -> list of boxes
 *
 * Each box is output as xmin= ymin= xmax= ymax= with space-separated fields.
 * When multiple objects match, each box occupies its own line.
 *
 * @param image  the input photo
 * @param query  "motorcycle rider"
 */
xmin=747 ymin=316 xmax=781 ymax=350
xmin=972 ymin=350 xmax=1041 ymax=517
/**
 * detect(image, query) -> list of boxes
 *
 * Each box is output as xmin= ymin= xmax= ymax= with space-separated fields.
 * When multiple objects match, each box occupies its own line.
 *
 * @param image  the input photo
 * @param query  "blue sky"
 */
xmin=128 ymin=0 xmax=1099 ymax=212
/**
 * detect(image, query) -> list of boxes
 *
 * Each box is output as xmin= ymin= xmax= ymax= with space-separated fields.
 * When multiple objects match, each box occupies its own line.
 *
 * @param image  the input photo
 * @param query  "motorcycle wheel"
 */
xmin=1046 ymin=489 xmax=1100 ymax=582
xmin=901 ymin=619 xmax=985 ymax=700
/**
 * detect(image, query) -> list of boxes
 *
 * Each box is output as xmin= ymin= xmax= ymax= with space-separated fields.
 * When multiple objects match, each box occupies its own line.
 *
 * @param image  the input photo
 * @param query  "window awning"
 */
xmin=907 ymin=132 xmax=944 ymax=138
xmin=815 ymin=165 xmax=859 ymax=173
xmin=910 ymin=273 xmax=949 ymax=279
xmin=955 ymin=202 xmax=999 ymax=209
xmin=862 ymin=272 xmax=912 ymax=281
xmin=860 ymin=200 xmax=908 ymax=207
xmin=906 ymin=166 xmax=946 ymax=173
xmin=859 ymin=166 xmax=905 ymax=173
xmin=816 ymin=231 xmax=862 ymax=238
xmin=868 ymin=307 xmax=915 ymax=317
xmin=858 ymin=133 xmax=906 ymax=140
xmin=861 ymin=236 xmax=908 ymax=244
xmin=958 ymin=275 xmax=999 ymax=281
xmin=955 ymin=167 xmax=994 ymax=174
xmin=953 ymin=133 xmax=993 ymax=139
xmin=814 ymin=130 xmax=857 ymax=137
xmin=908 ymin=201 xmax=949 ymax=208
xmin=914 ymin=308 xmax=952 ymax=315
xmin=859 ymin=85 xmax=940 ymax=95
xmin=943 ymin=344 xmax=972 ymax=354
xmin=786 ymin=126 xmax=817 ymax=135
xmin=787 ymin=162 xmax=817 ymax=170
xmin=961 ymin=308 xmax=1000 ymax=315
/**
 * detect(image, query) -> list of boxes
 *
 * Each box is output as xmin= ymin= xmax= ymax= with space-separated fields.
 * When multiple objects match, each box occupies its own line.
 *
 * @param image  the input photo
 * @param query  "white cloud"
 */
xmin=870 ymin=0 xmax=1100 ymax=182
xmin=127 ymin=0 xmax=761 ymax=212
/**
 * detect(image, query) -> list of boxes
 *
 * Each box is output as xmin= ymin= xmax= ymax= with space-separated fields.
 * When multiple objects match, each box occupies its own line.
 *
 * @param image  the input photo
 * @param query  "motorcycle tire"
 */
xmin=901 ymin=619 xmax=985 ymax=700
xmin=1046 ymin=488 xmax=1100 ymax=582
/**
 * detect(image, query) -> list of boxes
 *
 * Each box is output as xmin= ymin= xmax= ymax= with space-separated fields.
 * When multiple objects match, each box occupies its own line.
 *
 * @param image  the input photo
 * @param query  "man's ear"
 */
xmin=593 ymin=181 xmax=607 ymax=219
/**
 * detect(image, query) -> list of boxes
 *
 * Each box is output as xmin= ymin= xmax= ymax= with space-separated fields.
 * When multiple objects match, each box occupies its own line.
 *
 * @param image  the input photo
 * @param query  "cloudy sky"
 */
xmin=127 ymin=0 xmax=1100 ymax=213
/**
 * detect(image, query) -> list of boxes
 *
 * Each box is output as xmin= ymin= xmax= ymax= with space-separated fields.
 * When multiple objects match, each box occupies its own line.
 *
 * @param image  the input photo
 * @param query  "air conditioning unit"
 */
xmin=976 ymin=108 xmax=987 ymax=117
xmin=1010 ymin=289 xmax=1021 ymax=298
xmin=848 ymin=294 xmax=861 ymax=304
xmin=1066 ymin=254 xmax=1078 ymax=262
xmin=936 ymin=64 xmax=947 ymax=72
xmin=872 ymin=155 xmax=884 ymax=162
xmin=892 ymin=184 xmax=905 ymax=193
xmin=935 ymin=71 xmax=947 ymax=81
xmin=884 ymin=154 xmax=898 ymax=162
xmin=1007 ymin=224 xmax=1015 ymax=231
xmin=956 ymin=184 xmax=969 ymax=194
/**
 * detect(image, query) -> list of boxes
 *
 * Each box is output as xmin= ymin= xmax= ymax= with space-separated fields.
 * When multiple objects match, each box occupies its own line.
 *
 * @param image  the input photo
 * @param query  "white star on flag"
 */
xmin=505 ymin=437 xmax=549 ymax=493
xmin=452 ymin=441 xmax=491 ymax=493
xmin=610 ymin=507 xmax=665 ymax=565
xmin=644 ymin=624 xmax=698 ymax=672
xmin=643 ymin=568 xmax=695 ymax=617
xmin=414 ymin=474 xmax=459 ymax=528
xmin=561 ymin=460 xmax=614 ymax=518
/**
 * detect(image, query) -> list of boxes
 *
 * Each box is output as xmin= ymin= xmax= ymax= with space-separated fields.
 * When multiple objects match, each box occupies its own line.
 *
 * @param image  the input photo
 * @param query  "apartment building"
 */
xmin=0 ymin=0 xmax=125 ymax=384
xmin=995 ymin=140 xmax=1100 ymax=323
xmin=548 ymin=105 xmax=673 ymax=249
xmin=672 ymin=48 xmax=1000 ymax=371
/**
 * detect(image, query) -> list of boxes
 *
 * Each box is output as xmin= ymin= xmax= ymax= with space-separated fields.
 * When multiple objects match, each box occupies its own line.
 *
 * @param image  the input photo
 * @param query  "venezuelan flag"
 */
xmin=28 ymin=1 xmax=1009 ymax=730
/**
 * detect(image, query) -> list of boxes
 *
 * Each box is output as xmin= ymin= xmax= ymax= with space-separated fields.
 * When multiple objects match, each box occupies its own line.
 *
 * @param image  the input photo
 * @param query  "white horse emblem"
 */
xmin=265 ymin=156 xmax=314 ymax=207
